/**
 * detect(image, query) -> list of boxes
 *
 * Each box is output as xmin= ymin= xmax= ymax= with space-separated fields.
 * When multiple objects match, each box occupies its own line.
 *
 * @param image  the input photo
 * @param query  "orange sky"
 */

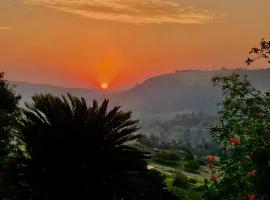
xmin=0 ymin=0 xmax=270 ymax=89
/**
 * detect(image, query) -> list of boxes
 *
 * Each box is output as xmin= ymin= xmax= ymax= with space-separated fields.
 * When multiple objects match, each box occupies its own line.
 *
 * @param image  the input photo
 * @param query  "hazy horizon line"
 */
xmin=6 ymin=67 xmax=270 ymax=91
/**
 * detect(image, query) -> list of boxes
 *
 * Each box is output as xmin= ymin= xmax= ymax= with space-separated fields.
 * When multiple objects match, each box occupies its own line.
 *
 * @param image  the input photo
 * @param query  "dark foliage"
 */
xmin=0 ymin=72 xmax=21 ymax=199
xmin=14 ymin=94 xmax=176 ymax=200
xmin=153 ymin=149 xmax=182 ymax=167
xmin=246 ymin=39 xmax=270 ymax=65
xmin=172 ymin=171 xmax=189 ymax=189
xmin=184 ymin=160 xmax=200 ymax=173
xmin=0 ymin=72 xmax=21 ymax=113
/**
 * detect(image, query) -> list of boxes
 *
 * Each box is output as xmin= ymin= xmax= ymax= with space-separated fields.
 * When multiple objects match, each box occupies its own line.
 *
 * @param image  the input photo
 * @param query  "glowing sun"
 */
xmin=100 ymin=83 xmax=109 ymax=90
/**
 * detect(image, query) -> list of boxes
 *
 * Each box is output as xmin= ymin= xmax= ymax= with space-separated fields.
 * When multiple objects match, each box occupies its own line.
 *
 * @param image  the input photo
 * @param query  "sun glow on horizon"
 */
xmin=1 ymin=1 xmax=270 ymax=89
xmin=100 ymin=82 xmax=109 ymax=90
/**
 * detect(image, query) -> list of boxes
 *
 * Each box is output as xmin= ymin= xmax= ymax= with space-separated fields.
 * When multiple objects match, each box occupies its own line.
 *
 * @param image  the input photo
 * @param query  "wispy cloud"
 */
xmin=23 ymin=0 xmax=225 ymax=24
xmin=0 ymin=26 xmax=13 ymax=30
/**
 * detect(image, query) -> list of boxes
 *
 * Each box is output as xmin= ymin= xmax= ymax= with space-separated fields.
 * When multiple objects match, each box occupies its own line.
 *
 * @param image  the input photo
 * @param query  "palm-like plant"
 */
xmin=16 ymin=94 xmax=173 ymax=200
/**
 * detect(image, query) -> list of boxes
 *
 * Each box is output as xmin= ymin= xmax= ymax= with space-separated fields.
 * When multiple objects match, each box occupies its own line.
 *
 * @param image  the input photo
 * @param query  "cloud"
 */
xmin=23 ymin=0 xmax=225 ymax=24
xmin=0 ymin=26 xmax=13 ymax=30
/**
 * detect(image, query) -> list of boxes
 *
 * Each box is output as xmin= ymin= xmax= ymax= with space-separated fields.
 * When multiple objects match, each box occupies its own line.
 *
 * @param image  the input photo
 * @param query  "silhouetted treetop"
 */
xmin=0 ymin=72 xmax=21 ymax=199
xmin=246 ymin=39 xmax=270 ymax=65
xmin=16 ymin=94 xmax=174 ymax=199
xmin=0 ymin=72 xmax=21 ymax=113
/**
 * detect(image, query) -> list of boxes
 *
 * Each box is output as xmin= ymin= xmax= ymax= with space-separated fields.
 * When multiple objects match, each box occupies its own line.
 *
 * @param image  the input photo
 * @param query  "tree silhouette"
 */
xmin=246 ymin=39 xmax=270 ymax=65
xmin=0 ymin=72 xmax=21 ymax=113
xmin=16 ymin=94 xmax=175 ymax=200
xmin=0 ymin=72 xmax=21 ymax=199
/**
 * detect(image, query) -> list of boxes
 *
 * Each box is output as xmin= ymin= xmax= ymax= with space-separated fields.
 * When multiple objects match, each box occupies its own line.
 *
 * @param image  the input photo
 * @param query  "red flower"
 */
xmin=248 ymin=169 xmax=257 ymax=177
xmin=231 ymin=137 xmax=240 ymax=145
xmin=208 ymin=155 xmax=216 ymax=162
xmin=247 ymin=193 xmax=255 ymax=200
xmin=210 ymin=176 xmax=217 ymax=183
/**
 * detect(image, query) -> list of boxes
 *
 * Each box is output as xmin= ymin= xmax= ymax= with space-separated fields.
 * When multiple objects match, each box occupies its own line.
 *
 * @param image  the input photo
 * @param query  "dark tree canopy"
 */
xmin=246 ymin=39 xmax=270 ymax=65
xmin=0 ymin=72 xmax=21 ymax=113
xmin=0 ymin=72 xmax=21 ymax=199
xmin=15 ymin=94 xmax=175 ymax=200
xmin=0 ymin=72 xmax=21 ymax=153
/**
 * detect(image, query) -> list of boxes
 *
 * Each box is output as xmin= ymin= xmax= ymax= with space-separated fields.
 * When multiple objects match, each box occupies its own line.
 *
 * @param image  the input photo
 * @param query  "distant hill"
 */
xmin=111 ymin=69 xmax=270 ymax=113
xmin=11 ymin=81 xmax=103 ymax=105
xmin=11 ymin=69 xmax=270 ymax=113
xmin=10 ymin=69 xmax=270 ymax=145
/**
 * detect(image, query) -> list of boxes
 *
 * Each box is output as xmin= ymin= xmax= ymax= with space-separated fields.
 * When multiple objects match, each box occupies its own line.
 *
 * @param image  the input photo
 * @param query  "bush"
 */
xmin=170 ymin=186 xmax=201 ymax=200
xmin=203 ymin=74 xmax=270 ymax=200
xmin=197 ymin=156 xmax=207 ymax=165
xmin=172 ymin=171 xmax=189 ymax=189
xmin=189 ymin=178 xmax=197 ymax=184
xmin=184 ymin=160 xmax=200 ymax=173
xmin=153 ymin=150 xmax=181 ymax=166
xmin=180 ymin=146 xmax=194 ymax=160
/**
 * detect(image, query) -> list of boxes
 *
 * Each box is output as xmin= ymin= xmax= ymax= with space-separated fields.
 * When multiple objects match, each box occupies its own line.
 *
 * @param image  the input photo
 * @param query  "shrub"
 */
xmin=153 ymin=150 xmax=181 ymax=166
xmin=189 ymin=178 xmax=197 ymax=184
xmin=203 ymin=74 xmax=270 ymax=200
xmin=172 ymin=171 xmax=189 ymax=189
xmin=184 ymin=160 xmax=200 ymax=173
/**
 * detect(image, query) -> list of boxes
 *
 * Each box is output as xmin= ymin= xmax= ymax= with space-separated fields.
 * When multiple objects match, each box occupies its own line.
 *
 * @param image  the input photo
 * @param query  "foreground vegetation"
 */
xmin=0 ymin=39 xmax=269 ymax=199
xmin=0 ymin=73 xmax=177 ymax=199
xmin=139 ymin=72 xmax=270 ymax=200
xmin=203 ymin=74 xmax=270 ymax=200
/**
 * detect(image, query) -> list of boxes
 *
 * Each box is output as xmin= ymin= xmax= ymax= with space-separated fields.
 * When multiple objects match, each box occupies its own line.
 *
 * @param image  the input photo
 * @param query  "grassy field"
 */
xmin=148 ymin=161 xmax=209 ymax=188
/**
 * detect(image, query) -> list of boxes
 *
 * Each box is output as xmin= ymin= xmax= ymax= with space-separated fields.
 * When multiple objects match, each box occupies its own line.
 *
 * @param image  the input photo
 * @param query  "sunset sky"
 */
xmin=0 ymin=0 xmax=270 ymax=89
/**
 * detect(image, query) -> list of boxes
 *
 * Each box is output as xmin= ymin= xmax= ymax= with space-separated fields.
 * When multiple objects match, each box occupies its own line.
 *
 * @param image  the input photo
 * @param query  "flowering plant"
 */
xmin=203 ymin=74 xmax=270 ymax=200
